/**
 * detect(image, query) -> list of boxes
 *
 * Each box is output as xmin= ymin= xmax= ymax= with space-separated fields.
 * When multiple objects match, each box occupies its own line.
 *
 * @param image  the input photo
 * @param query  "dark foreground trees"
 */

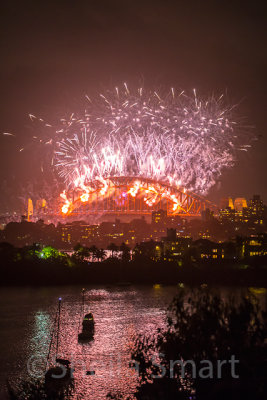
xmin=6 ymin=379 xmax=73 ymax=400
xmin=127 ymin=289 xmax=267 ymax=400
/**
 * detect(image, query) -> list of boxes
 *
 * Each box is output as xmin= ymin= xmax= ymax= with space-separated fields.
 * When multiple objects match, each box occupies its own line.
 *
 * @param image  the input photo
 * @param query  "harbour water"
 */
xmin=0 ymin=285 xmax=266 ymax=399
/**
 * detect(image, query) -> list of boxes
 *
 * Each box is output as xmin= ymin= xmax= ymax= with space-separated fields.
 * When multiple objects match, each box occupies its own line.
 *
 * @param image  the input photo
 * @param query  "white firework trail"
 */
xmin=8 ymin=84 xmax=251 ymax=214
xmin=48 ymin=85 xmax=250 ymax=195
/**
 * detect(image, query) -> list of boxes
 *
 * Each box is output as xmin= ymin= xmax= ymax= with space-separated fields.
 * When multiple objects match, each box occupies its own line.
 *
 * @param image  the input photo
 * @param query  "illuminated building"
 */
xmin=60 ymin=222 xmax=100 ymax=246
xmin=36 ymin=199 xmax=47 ymax=212
xmin=133 ymin=240 xmax=162 ymax=261
xmin=60 ymin=223 xmax=73 ymax=244
xmin=99 ymin=221 xmax=125 ymax=243
xmin=167 ymin=214 xmax=183 ymax=228
xmin=198 ymin=228 xmax=211 ymax=239
xmin=162 ymin=228 xmax=192 ymax=261
xmin=218 ymin=194 xmax=266 ymax=228
xmin=193 ymin=239 xmax=225 ymax=260
xmin=232 ymin=199 xmax=247 ymax=222
xmin=151 ymin=210 xmax=170 ymax=241
xmin=234 ymin=198 xmax=247 ymax=212
xmin=220 ymin=197 xmax=234 ymax=210
xmin=237 ymin=233 xmax=267 ymax=258
xmin=152 ymin=209 xmax=168 ymax=225
xmin=127 ymin=217 xmax=152 ymax=244
xmin=27 ymin=198 xmax=33 ymax=222
xmin=248 ymin=195 xmax=264 ymax=224
xmin=236 ymin=195 xmax=265 ymax=225
xmin=80 ymin=224 xmax=99 ymax=242
xmin=151 ymin=210 xmax=167 ymax=241
xmin=219 ymin=206 xmax=235 ymax=222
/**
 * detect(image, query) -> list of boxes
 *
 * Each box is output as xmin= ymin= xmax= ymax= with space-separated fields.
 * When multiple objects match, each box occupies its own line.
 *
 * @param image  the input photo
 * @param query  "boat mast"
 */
xmin=82 ymin=288 xmax=85 ymax=315
xmin=56 ymin=297 xmax=62 ymax=358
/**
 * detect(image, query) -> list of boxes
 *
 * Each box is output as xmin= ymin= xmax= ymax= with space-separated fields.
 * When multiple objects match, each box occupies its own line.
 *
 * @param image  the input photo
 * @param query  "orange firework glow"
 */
xmin=59 ymin=176 xmax=214 ymax=217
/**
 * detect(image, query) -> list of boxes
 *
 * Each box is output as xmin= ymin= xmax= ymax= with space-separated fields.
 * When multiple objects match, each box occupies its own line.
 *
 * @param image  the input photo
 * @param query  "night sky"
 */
xmin=0 ymin=0 xmax=266 ymax=212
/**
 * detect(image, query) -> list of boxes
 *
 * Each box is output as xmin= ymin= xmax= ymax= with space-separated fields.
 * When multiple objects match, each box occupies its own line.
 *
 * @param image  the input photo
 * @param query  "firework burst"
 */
xmin=5 ymin=84 xmax=251 ymax=215
xmin=52 ymin=85 xmax=248 ymax=195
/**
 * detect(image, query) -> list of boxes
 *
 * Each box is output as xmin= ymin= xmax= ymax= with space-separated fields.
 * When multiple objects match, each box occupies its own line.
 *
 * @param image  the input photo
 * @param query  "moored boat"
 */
xmin=78 ymin=289 xmax=95 ymax=342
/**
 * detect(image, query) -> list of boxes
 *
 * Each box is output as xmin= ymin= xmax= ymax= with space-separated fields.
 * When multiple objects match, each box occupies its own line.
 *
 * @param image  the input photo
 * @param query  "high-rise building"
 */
xmin=166 ymin=228 xmax=176 ymax=241
xmin=27 ymin=198 xmax=33 ymax=222
xmin=167 ymin=214 xmax=182 ymax=227
xmin=245 ymin=195 xmax=265 ymax=225
xmin=249 ymin=195 xmax=264 ymax=216
xmin=220 ymin=197 xmax=234 ymax=210
xmin=152 ymin=209 xmax=167 ymax=225
xmin=60 ymin=223 xmax=73 ymax=244
xmin=219 ymin=206 xmax=235 ymax=222
xmin=36 ymin=199 xmax=47 ymax=212
xmin=234 ymin=198 xmax=247 ymax=212
xmin=161 ymin=229 xmax=192 ymax=261
xmin=81 ymin=224 xmax=99 ymax=243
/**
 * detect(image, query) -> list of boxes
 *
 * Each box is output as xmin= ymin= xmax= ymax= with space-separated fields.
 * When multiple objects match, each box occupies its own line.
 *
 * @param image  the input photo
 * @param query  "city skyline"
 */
xmin=1 ymin=193 xmax=265 ymax=249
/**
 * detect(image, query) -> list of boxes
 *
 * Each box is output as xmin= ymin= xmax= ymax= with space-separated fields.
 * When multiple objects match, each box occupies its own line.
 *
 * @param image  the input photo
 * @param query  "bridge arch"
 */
xmin=62 ymin=176 xmax=216 ymax=217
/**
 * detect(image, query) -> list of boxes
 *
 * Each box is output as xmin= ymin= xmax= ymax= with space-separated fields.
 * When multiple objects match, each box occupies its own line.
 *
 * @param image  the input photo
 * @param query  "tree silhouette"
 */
xmin=131 ymin=289 xmax=267 ymax=400
xmin=120 ymin=242 xmax=131 ymax=262
xmin=73 ymin=243 xmax=89 ymax=261
xmin=7 ymin=378 xmax=73 ymax=399
xmin=107 ymin=242 xmax=119 ymax=258
xmin=95 ymin=248 xmax=106 ymax=262
xmin=88 ymin=245 xmax=98 ymax=261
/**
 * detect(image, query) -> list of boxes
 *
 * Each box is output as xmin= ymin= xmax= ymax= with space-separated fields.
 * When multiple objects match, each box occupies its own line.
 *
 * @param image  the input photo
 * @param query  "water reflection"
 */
xmin=31 ymin=311 xmax=51 ymax=352
xmin=0 ymin=285 xmax=266 ymax=399
xmin=53 ymin=288 xmax=169 ymax=398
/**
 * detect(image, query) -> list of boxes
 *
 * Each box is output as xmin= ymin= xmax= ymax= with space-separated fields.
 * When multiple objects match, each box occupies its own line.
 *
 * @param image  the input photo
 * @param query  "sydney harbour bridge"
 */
xmin=62 ymin=176 xmax=216 ymax=218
